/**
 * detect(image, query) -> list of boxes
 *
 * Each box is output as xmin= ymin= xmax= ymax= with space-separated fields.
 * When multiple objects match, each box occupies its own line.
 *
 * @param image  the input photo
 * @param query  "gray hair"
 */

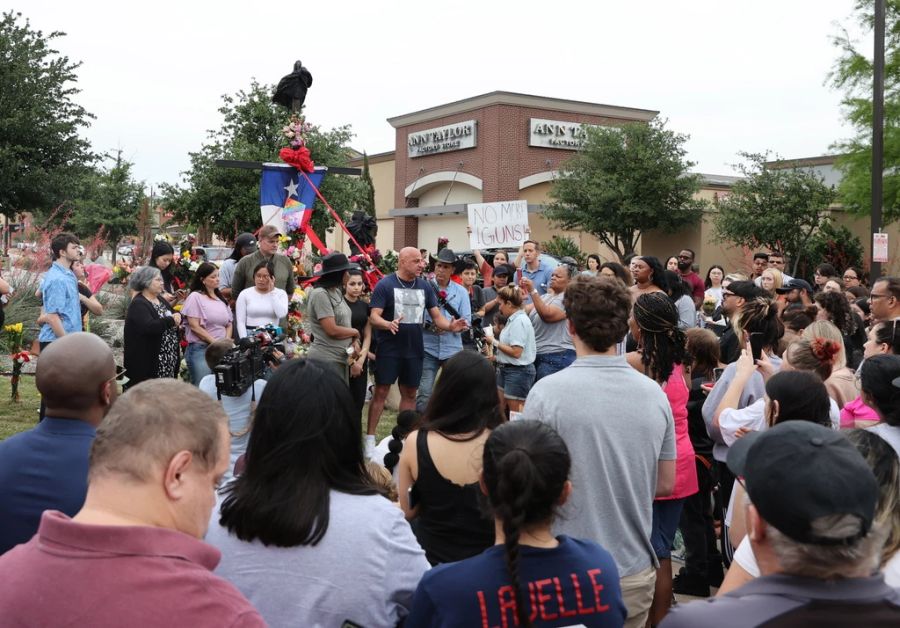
xmin=129 ymin=265 xmax=162 ymax=292
xmin=766 ymin=514 xmax=887 ymax=580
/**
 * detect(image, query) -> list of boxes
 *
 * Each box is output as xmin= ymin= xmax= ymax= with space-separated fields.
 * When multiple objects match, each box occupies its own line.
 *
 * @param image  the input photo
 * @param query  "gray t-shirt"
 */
xmin=207 ymin=491 xmax=430 ymax=627
xmin=528 ymin=292 xmax=573 ymax=354
xmin=306 ymin=286 xmax=353 ymax=364
xmin=219 ymin=258 xmax=238 ymax=290
xmin=702 ymin=354 xmax=782 ymax=462
xmin=524 ymin=354 xmax=676 ymax=577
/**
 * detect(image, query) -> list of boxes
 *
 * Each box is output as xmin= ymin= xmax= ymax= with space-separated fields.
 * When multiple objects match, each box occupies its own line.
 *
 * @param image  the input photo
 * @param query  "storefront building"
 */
xmin=343 ymin=92 xmax=898 ymax=274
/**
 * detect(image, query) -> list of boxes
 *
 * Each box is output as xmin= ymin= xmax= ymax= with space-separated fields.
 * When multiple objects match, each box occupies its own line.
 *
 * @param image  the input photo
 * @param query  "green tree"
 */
xmin=69 ymin=151 xmax=144 ymax=264
xmin=829 ymin=0 xmax=900 ymax=220
xmin=0 ymin=11 xmax=95 ymax=219
xmin=714 ymin=152 xmax=838 ymax=276
xmin=796 ymin=221 xmax=864 ymax=279
xmin=162 ymin=80 xmax=367 ymax=240
xmin=545 ymin=120 xmax=705 ymax=261
xmin=541 ymin=235 xmax=585 ymax=267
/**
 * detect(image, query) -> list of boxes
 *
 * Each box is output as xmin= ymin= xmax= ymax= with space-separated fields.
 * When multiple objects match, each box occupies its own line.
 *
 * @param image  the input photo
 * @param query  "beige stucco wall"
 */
xmin=371 ymin=159 xmax=395 ymax=220
xmin=416 ymin=182 xmax=483 ymax=208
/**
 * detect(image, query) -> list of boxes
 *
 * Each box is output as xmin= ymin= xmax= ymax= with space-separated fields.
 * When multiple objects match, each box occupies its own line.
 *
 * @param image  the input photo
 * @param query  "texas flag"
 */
xmin=259 ymin=164 xmax=326 ymax=233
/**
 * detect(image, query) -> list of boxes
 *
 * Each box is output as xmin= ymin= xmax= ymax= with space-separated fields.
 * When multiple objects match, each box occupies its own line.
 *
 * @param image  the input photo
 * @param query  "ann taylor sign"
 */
xmin=407 ymin=120 xmax=477 ymax=158
xmin=529 ymin=118 xmax=607 ymax=150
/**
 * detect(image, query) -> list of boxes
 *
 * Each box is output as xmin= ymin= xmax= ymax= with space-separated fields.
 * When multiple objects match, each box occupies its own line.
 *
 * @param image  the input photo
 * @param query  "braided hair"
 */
xmin=382 ymin=410 xmax=421 ymax=473
xmin=633 ymin=292 xmax=689 ymax=383
xmin=482 ymin=421 xmax=571 ymax=628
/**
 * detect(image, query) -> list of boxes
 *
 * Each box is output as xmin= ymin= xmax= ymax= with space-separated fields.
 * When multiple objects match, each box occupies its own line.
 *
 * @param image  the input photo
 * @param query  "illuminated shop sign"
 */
xmin=407 ymin=120 xmax=477 ymax=158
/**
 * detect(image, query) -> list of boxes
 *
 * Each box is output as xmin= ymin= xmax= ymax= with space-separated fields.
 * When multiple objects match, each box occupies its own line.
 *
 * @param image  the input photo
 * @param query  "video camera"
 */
xmin=467 ymin=317 xmax=487 ymax=353
xmin=213 ymin=325 xmax=285 ymax=398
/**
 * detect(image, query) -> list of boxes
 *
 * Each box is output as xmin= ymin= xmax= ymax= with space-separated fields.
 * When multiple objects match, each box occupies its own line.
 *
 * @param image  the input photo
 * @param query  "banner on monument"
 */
xmin=467 ymin=200 xmax=529 ymax=249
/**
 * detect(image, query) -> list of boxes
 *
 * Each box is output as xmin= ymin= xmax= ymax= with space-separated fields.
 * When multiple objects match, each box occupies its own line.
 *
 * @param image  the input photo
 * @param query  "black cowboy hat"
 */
xmin=314 ymin=252 xmax=359 ymax=276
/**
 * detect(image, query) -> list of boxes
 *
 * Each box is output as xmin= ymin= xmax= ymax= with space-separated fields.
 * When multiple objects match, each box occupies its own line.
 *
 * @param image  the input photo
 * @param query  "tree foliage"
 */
xmin=714 ymin=152 xmax=838 ymax=276
xmin=545 ymin=120 xmax=705 ymax=262
xmin=162 ymin=80 xmax=368 ymax=240
xmin=795 ymin=221 xmax=864 ymax=279
xmin=360 ymin=151 xmax=376 ymax=215
xmin=829 ymin=0 xmax=900 ymax=221
xmin=541 ymin=235 xmax=585 ymax=267
xmin=69 ymin=152 xmax=144 ymax=263
xmin=0 ymin=11 xmax=95 ymax=219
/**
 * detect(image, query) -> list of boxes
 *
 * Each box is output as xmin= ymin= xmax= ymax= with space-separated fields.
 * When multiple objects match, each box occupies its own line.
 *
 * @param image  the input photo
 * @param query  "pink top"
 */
xmin=840 ymin=395 xmax=881 ymax=429
xmin=659 ymin=363 xmax=699 ymax=500
xmin=480 ymin=260 xmax=494 ymax=288
xmin=181 ymin=291 xmax=233 ymax=344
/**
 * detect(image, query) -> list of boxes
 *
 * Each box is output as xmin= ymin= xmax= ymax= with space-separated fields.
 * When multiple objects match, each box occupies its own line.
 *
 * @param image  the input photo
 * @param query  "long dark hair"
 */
xmin=764 ymin=371 xmax=831 ymax=427
xmin=872 ymin=320 xmax=900 ymax=354
xmin=705 ymin=264 xmax=725 ymax=289
xmin=663 ymin=270 xmax=689 ymax=302
xmin=860 ymin=354 xmax=900 ymax=428
xmin=814 ymin=290 xmax=855 ymax=335
xmin=189 ymin=262 xmax=227 ymax=303
xmin=149 ymin=241 xmax=175 ymax=282
xmin=482 ymin=421 xmax=571 ymax=628
xmin=219 ymin=359 xmax=378 ymax=546
xmin=636 ymin=256 xmax=668 ymax=292
xmin=633 ymin=292 xmax=688 ymax=383
xmin=422 ymin=351 xmax=504 ymax=439
xmin=383 ymin=410 xmax=421 ymax=473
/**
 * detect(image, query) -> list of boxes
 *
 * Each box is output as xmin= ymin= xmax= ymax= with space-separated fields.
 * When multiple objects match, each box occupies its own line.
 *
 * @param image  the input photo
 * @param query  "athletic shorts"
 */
xmin=374 ymin=355 xmax=424 ymax=388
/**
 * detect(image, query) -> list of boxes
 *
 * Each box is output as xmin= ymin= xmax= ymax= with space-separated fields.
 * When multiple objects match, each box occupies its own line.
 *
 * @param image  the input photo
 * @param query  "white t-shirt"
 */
xmin=235 ymin=287 xmax=289 ymax=337
xmin=199 ymin=374 xmax=266 ymax=480
xmin=868 ymin=423 xmax=900 ymax=457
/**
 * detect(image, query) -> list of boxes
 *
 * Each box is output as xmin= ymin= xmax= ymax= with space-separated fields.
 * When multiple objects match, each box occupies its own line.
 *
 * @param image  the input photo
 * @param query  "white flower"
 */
xmin=189 ymin=262 xmax=200 ymax=271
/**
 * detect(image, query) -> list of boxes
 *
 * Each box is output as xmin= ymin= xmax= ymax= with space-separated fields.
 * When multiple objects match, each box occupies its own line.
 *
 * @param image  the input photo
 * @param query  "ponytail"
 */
xmin=382 ymin=410 xmax=421 ymax=473
xmin=482 ymin=421 xmax=571 ymax=627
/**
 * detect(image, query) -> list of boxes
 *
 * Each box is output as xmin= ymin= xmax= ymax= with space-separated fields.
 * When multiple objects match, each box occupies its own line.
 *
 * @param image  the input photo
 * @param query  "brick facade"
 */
xmin=389 ymin=93 xmax=656 ymax=248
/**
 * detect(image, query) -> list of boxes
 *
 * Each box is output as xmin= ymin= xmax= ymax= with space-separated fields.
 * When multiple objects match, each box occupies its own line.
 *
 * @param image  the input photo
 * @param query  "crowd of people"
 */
xmin=1 ymin=230 xmax=900 ymax=627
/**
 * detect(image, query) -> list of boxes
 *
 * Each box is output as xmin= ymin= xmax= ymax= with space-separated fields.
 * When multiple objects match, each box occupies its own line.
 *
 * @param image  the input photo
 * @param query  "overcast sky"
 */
xmin=11 ymin=0 xmax=869 ymax=191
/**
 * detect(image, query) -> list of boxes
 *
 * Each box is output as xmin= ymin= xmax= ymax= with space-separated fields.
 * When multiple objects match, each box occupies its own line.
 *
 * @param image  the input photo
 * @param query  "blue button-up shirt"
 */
xmin=520 ymin=260 xmax=553 ymax=303
xmin=38 ymin=262 xmax=82 ymax=342
xmin=423 ymin=280 xmax=471 ymax=360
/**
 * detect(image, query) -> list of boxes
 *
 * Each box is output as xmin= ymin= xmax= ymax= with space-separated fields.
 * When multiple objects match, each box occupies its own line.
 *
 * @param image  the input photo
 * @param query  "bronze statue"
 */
xmin=273 ymin=60 xmax=313 ymax=112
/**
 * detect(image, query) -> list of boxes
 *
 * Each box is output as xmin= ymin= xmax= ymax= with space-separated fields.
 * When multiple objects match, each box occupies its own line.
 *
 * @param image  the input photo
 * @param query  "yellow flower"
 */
xmin=182 ymin=250 xmax=190 ymax=259
xmin=173 ymin=304 xmax=183 ymax=312
xmin=15 ymin=323 xmax=22 ymax=333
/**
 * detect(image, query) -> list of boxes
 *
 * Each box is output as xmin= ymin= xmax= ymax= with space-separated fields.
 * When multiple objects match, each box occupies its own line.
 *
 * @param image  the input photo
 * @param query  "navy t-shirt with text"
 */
xmin=370 ymin=273 xmax=438 ymax=358
xmin=406 ymin=535 xmax=626 ymax=628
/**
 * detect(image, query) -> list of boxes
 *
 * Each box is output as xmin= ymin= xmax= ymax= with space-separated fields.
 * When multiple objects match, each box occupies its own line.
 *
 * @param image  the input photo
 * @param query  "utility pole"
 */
xmin=871 ymin=0 xmax=886 ymax=279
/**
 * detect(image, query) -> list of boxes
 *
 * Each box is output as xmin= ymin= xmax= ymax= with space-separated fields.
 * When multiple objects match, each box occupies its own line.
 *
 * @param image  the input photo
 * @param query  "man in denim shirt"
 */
xmin=38 ymin=233 xmax=82 ymax=347
xmin=416 ymin=248 xmax=471 ymax=412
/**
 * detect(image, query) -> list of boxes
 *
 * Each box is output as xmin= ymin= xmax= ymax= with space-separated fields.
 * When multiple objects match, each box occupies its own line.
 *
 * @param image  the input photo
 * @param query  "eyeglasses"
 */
xmin=843 ymin=275 xmax=857 ymax=280
xmin=870 ymin=293 xmax=893 ymax=301
xmin=722 ymin=291 xmax=736 ymax=298
xmin=107 ymin=367 xmax=128 ymax=384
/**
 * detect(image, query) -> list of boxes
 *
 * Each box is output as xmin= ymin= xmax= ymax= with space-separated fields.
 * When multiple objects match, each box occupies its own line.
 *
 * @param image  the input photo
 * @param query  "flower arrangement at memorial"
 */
xmin=108 ymin=260 xmax=134 ymax=285
xmin=702 ymin=295 xmax=718 ymax=316
xmin=4 ymin=322 xmax=30 ymax=402
xmin=172 ymin=248 xmax=200 ymax=290
xmin=279 ymin=117 xmax=315 ymax=174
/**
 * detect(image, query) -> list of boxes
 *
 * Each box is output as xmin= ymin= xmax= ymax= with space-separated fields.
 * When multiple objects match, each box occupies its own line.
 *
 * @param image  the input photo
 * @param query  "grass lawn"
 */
xmin=0 ymin=375 xmax=399 ymax=446
xmin=0 ymin=376 xmax=40 ymax=440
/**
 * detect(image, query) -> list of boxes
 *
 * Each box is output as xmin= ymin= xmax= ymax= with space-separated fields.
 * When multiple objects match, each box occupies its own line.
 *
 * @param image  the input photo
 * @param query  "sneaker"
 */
xmin=672 ymin=570 xmax=711 ymax=598
xmin=364 ymin=435 xmax=376 ymax=461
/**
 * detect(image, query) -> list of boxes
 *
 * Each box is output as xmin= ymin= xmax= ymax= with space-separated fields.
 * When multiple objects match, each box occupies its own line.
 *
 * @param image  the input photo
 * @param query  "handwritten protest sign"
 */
xmin=468 ymin=200 xmax=529 ymax=249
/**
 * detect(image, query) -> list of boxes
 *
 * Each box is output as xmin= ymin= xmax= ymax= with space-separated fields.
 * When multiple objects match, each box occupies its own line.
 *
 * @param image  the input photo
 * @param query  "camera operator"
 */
xmin=198 ymin=339 xmax=267 ymax=481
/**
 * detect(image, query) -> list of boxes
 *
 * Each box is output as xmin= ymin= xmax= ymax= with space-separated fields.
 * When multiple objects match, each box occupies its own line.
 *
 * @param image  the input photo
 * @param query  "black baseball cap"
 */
xmin=724 ymin=280 xmax=760 ymax=300
xmin=235 ymin=233 xmax=257 ymax=249
xmin=493 ymin=264 xmax=511 ymax=277
xmin=776 ymin=278 xmax=813 ymax=294
xmin=727 ymin=422 xmax=878 ymax=546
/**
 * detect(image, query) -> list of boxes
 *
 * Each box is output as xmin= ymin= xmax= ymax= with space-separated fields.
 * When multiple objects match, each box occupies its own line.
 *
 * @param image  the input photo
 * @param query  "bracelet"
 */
xmin=531 ymin=289 xmax=539 ymax=296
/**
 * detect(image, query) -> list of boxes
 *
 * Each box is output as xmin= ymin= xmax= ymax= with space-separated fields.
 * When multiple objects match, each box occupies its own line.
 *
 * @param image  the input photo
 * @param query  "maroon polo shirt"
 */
xmin=0 ymin=510 xmax=265 ymax=627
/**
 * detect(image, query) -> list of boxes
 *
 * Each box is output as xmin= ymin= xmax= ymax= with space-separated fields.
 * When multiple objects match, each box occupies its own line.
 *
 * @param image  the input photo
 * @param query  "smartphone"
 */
xmin=749 ymin=332 xmax=765 ymax=362
xmin=713 ymin=367 xmax=725 ymax=382
xmin=407 ymin=484 xmax=420 ymax=510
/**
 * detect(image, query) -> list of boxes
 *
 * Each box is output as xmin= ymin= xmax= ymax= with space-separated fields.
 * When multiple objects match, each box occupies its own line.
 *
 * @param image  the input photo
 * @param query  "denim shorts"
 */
xmin=495 ymin=363 xmax=536 ymax=400
xmin=651 ymin=498 xmax=685 ymax=559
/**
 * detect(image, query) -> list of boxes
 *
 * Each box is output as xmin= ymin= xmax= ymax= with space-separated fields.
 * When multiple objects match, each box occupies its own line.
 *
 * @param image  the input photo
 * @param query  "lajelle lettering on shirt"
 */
xmin=475 ymin=569 xmax=611 ymax=628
